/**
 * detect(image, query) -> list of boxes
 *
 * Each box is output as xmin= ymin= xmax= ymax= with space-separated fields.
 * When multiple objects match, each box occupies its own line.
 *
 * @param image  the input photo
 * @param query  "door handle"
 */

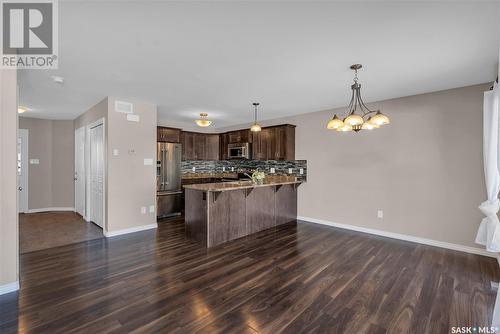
xmin=18 ymin=187 xmax=22 ymax=191
xmin=74 ymin=177 xmax=78 ymax=181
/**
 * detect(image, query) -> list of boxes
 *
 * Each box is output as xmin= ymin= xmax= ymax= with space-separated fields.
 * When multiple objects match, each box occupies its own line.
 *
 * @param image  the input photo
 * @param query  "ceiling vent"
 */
xmin=114 ymin=100 xmax=133 ymax=114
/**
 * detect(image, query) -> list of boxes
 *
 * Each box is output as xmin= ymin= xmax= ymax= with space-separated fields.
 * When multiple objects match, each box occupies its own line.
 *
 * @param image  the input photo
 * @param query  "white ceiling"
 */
xmin=19 ymin=1 xmax=499 ymax=129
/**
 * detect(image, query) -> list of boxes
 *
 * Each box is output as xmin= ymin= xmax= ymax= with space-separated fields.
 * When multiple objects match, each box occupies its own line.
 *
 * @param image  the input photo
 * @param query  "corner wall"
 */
xmin=0 ymin=69 xmax=18 ymax=291
xmin=106 ymin=97 xmax=157 ymax=233
xmin=75 ymin=97 xmax=157 ymax=235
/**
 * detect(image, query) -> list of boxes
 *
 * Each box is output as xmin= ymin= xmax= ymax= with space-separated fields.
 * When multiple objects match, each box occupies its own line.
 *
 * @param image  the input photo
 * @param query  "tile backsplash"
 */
xmin=181 ymin=160 xmax=307 ymax=177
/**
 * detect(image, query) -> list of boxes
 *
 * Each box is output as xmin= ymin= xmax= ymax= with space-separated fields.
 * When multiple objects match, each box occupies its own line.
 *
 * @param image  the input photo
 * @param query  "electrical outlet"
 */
xmin=192 ymin=167 xmax=196 ymax=172
xmin=141 ymin=206 xmax=147 ymax=214
xmin=149 ymin=205 xmax=155 ymax=213
xmin=377 ymin=210 xmax=383 ymax=219
xmin=299 ymin=168 xmax=304 ymax=175
xmin=270 ymin=167 xmax=275 ymax=174
xmin=288 ymin=168 xmax=293 ymax=174
xmin=222 ymin=166 xmax=226 ymax=172
xmin=231 ymin=167 xmax=235 ymax=172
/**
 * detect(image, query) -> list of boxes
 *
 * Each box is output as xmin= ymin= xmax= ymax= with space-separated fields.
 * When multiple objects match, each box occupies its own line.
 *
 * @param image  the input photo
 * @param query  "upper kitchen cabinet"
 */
xmin=219 ymin=133 xmax=229 ymax=160
xmin=252 ymin=124 xmax=295 ymax=160
xmin=157 ymin=126 xmax=181 ymax=143
xmin=205 ymin=134 xmax=220 ymax=160
xmin=181 ymin=131 xmax=219 ymax=160
xmin=227 ymin=129 xmax=251 ymax=144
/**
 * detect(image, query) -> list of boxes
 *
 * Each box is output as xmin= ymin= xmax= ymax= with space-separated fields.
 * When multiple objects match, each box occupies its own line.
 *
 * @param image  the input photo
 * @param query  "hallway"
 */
xmin=20 ymin=212 xmax=103 ymax=254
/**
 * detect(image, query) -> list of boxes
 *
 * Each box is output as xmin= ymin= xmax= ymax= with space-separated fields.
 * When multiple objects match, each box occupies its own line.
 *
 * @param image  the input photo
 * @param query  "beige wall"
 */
xmin=221 ymin=83 xmax=489 ymax=249
xmin=0 ymin=69 xmax=18 ymax=287
xmin=76 ymin=97 xmax=156 ymax=233
xmin=18 ymin=118 xmax=74 ymax=210
xmin=106 ymin=97 xmax=157 ymax=232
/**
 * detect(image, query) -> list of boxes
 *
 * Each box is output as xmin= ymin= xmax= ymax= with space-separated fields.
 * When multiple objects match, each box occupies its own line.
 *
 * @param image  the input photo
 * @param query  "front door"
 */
xmin=17 ymin=129 xmax=28 ymax=213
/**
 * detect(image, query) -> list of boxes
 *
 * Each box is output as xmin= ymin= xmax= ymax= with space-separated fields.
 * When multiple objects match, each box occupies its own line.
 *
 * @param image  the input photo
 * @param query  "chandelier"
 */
xmin=327 ymin=64 xmax=390 ymax=132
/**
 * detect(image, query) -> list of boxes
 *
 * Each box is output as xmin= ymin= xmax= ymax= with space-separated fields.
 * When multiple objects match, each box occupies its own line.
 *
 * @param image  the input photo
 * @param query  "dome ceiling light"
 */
xmin=195 ymin=113 xmax=212 ymax=127
xmin=327 ymin=64 xmax=390 ymax=132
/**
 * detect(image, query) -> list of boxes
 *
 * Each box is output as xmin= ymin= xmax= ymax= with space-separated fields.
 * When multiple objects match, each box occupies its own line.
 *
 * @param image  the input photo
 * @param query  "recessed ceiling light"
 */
xmin=18 ymin=106 xmax=27 ymax=114
xmin=51 ymin=76 xmax=64 ymax=84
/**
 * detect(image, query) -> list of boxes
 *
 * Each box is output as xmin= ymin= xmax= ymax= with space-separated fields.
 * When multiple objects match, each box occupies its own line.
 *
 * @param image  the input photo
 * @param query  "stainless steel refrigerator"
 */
xmin=157 ymin=142 xmax=182 ymax=218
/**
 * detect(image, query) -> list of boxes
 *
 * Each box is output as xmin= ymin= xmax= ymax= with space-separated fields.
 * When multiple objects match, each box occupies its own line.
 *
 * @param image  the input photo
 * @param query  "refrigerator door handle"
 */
xmin=165 ymin=149 xmax=169 ymax=185
xmin=161 ymin=148 xmax=166 ymax=188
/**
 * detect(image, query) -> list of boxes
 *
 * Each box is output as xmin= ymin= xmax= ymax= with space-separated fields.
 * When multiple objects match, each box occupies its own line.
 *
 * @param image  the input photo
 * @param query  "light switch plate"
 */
xmin=149 ymin=205 xmax=155 ymax=213
xmin=270 ymin=167 xmax=275 ymax=174
xmin=113 ymin=149 xmax=119 ymax=156
xmin=288 ymin=168 xmax=293 ymax=174
xmin=377 ymin=210 xmax=383 ymax=219
xmin=144 ymin=158 xmax=153 ymax=166
xmin=29 ymin=159 xmax=39 ymax=165
xmin=192 ymin=167 xmax=196 ymax=172
xmin=141 ymin=206 xmax=147 ymax=214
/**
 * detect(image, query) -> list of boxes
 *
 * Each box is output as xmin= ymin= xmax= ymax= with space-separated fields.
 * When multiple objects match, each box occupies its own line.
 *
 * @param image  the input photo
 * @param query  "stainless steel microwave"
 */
xmin=228 ymin=143 xmax=251 ymax=159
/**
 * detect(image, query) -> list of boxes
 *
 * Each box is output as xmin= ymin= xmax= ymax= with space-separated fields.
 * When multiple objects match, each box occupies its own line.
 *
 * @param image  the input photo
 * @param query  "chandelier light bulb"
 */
xmin=327 ymin=114 xmax=344 ymax=129
xmin=344 ymin=114 xmax=364 ymax=126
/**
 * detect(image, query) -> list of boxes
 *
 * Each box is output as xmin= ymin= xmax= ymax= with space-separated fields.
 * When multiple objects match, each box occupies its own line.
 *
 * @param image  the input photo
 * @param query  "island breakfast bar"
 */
xmin=184 ymin=178 xmax=301 ymax=247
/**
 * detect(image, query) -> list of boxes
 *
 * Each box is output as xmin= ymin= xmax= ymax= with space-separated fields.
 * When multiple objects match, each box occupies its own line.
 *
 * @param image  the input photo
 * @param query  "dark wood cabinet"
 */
xmin=181 ymin=124 xmax=294 ymax=161
xmin=181 ymin=132 xmax=219 ymax=160
xmin=219 ymin=133 xmax=229 ymax=160
xmin=228 ymin=130 xmax=251 ymax=144
xmin=205 ymin=134 xmax=220 ymax=160
xmin=252 ymin=125 xmax=295 ymax=160
xmin=180 ymin=132 xmax=195 ymax=160
xmin=157 ymin=127 xmax=181 ymax=143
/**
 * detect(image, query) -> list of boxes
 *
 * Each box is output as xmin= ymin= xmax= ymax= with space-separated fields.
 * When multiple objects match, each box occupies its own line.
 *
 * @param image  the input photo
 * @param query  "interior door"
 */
xmin=74 ymin=127 xmax=85 ymax=217
xmin=17 ymin=129 xmax=28 ymax=213
xmin=90 ymin=124 xmax=104 ymax=228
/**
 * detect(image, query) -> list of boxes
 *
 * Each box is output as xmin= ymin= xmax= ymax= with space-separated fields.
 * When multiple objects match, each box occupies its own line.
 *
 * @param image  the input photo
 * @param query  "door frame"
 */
xmin=17 ymin=129 xmax=28 ymax=213
xmin=74 ymin=126 xmax=85 ymax=219
xmin=85 ymin=118 xmax=106 ymax=232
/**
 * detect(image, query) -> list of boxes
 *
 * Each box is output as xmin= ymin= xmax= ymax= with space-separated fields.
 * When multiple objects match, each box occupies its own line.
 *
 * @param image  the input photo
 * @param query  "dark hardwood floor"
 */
xmin=1 ymin=218 xmax=499 ymax=333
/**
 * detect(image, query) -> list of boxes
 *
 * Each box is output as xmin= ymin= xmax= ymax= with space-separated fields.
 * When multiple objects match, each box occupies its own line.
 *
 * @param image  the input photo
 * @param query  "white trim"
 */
xmin=104 ymin=223 xmax=157 ymax=238
xmin=0 ymin=281 xmax=19 ymax=295
xmin=298 ymin=216 xmax=496 ymax=258
xmin=27 ymin=207 xmax=75 ymax=213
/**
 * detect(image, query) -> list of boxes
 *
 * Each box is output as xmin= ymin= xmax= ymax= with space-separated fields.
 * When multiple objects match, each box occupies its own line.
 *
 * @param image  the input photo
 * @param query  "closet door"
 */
xmin=90 ymin=124 xmax=104 ymax=227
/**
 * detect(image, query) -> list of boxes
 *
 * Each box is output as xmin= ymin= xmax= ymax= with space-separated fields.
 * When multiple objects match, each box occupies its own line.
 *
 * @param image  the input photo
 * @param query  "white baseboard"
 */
xmin=298 ymin=216 xmax=495 ymax=258
xmin=27 ymin=207 xmax=75 ymax=213
xmin=104 ymin=223 xmax=157 ymax=238
xmin=0 ymin=281 xmax=19 ymax=295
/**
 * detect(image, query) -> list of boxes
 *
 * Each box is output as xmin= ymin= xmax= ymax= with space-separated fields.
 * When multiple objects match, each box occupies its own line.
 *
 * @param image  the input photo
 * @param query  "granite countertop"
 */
xmin=183 ymin=178 xmax=302 ymax=192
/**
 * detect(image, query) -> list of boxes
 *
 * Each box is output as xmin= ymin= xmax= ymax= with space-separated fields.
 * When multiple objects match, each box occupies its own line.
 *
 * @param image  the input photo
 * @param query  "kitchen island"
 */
xmin=184 ymin=177 xmax=300 ymax=247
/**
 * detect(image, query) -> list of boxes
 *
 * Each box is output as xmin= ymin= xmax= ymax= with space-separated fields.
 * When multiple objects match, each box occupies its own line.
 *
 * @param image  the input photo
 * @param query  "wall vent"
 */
xmin=114 ymin=100 xmax=133 ymax=114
